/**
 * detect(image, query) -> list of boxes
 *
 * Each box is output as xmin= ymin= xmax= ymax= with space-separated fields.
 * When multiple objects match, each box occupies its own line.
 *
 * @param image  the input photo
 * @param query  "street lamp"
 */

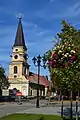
xmin=32 ymin=55 xmax=47 ymax=108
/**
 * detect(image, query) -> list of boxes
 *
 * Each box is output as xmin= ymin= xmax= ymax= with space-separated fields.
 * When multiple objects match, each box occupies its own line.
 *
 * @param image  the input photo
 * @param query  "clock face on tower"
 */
xmin=14 ymin=55 xmax=18 ymax=59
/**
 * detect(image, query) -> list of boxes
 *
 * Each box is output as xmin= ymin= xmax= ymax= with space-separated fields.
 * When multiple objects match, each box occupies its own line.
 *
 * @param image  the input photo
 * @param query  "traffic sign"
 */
xmin=16 ymin=92 xmax=22 ymax=96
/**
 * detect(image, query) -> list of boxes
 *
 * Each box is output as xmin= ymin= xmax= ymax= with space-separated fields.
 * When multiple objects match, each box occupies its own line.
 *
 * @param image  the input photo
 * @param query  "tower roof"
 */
xmin=13 ymin=17 xmax=26 ymax=48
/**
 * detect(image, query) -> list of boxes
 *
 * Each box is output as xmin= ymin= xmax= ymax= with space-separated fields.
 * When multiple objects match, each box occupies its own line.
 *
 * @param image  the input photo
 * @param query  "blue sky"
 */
xmin=0 ymin=0 xmax=80 ymax=79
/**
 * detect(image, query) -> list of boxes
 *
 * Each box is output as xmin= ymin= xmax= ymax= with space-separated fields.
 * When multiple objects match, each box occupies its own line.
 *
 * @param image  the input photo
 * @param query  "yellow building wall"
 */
xmin=12 ymin=46 xmax=26 ymax=62
xmin=9 ymin=63 xmax=23 ymax=79
xmin=8 ymin=46 xmax=29 ymax=96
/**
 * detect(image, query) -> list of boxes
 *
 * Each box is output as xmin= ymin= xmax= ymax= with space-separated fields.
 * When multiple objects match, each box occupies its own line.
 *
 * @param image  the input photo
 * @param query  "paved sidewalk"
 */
xmin=17 ymin=104 xmax=80 ymax=117
xmin=18 ymin=107 xmax=61 ymax=115
xmin=0 ymin=100 xmax=50 ymax=117
xmin=17 ymin=106 xmax=80 ymax=117
xmin=0 ymin=100 xmax=48 ymax=107
xmin=1 ymin=101 xmax=80 ymax=117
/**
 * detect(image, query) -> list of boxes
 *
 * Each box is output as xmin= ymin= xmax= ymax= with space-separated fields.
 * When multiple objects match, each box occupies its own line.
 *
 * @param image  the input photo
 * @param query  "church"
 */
xmin=8 ymin=17 xmax=50 ymax=97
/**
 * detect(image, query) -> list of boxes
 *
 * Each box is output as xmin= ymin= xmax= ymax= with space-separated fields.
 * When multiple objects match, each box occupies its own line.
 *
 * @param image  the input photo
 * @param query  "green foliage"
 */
xmin=57 ymin=20 xmax=77 ymax=43
xmin=0 ymin=66 xmax=9 ymax=89
xmin=45 ymin=20 xmax=80 ymax=91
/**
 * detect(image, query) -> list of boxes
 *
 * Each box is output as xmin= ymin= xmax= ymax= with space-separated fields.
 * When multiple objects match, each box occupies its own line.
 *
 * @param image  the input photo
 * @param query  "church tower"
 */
xmin=8 ymin=17 xmax=30 ymax=96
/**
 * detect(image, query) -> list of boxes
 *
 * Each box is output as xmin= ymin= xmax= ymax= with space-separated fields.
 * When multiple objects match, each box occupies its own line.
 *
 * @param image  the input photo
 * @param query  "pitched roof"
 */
xmin=25 ymin=72 xmax=50 ymax=88
xmin=13 ymin=18 xmax=26 ymax=48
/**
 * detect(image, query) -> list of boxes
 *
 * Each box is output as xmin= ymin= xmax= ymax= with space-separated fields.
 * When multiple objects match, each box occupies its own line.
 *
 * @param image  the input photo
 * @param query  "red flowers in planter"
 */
xmin=47 ymin=45 xmax=78 ymax=69
xmin=68 ymin=54 xmax=77 ymax=64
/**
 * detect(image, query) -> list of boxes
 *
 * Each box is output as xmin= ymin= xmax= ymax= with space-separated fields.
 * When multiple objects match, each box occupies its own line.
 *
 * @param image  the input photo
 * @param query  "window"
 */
xmin=14 ymin=66 xmax=17 ymax=74
xmin=14 ymin=75 xmax=17 ymax=78
xmin=14 ymin=55 xmax=18 ymax=59
xmin=15 ymin=49 xmax=18 ymax=51
xmin=24 ymin=67 xmax=26 ymax=74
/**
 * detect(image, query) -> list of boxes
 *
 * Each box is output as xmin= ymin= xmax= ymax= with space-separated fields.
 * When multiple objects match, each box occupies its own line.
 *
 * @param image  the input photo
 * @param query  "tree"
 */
xmin=45 ymin=20 xmax=80 ymax=96
xmin=0 ymin=66 xmax=9 ymax=89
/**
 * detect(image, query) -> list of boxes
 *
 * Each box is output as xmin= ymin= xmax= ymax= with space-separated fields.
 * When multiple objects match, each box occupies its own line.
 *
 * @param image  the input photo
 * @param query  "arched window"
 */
xmin=14 ymin=66 xmax=17 ymax=74
xmin=24 ymin=67 xmax=26 ymax=74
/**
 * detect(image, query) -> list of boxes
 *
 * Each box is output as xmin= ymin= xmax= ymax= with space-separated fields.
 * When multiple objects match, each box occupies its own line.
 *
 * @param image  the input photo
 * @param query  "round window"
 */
xmin=15 ymin=49 xmax=18 ymax=51
xmin=14 ymin=55 xmax=18 ymax=59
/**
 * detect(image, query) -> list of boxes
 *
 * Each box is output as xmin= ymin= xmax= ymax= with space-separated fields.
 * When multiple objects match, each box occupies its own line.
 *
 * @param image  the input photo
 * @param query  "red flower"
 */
xmin=54 ymin=64 xmax=56 ymax=68
xmin=48 ymin=60 xmax=53 ymax=66
xmin=71 ymin=55 xmax=76 ymax=59
xmin=68 ymin=59 xmax=73 ymax=63
xmin=53 ymin=53 xmax=57 ymax=57
xmin=53 ymin=60 xmax=56 ymax=62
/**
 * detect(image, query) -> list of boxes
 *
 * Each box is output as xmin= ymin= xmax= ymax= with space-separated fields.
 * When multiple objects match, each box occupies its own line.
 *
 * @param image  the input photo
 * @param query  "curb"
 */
xmin=0 ymin=102 xmax=15 ymax=105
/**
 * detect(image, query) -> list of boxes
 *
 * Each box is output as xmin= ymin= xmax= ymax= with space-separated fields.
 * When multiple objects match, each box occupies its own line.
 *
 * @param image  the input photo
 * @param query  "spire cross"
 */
xmin=18 ymin=13 xmax=22 ymax=20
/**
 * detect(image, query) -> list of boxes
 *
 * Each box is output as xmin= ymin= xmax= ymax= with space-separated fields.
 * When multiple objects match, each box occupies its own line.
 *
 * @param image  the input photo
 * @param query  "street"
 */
xmin=0 ymin=100 xmax=80 ymax=117
xmin=18 ymin=101 xmax=80 ymax=117
xmin=0 ymin=99 xmax=48 ymax=117
xmin=0 ymin=102 xmax=35 ymax=117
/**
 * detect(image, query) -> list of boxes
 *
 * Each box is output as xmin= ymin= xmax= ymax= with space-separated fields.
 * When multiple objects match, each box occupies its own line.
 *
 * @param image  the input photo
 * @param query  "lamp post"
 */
xmin=32 ymin=55 xmax=46 ymax=108
xmin=70 ymin=90 xmax=73 ymax=120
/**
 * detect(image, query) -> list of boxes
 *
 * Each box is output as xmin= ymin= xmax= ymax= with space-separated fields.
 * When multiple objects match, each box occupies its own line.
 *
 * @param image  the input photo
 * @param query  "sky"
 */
xmin=0 ymin=0 xmax=80 ymax=79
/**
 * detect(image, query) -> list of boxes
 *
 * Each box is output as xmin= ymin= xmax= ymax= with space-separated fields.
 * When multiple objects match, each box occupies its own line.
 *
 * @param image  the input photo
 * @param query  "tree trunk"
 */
xmin=61 ymin=95 xmax=63 ymax=120
xmin=58 ymin=90 xmax=61 ymax=102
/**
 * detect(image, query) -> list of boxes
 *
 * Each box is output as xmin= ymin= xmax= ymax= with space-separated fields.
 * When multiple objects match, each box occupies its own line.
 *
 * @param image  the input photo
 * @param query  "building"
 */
xmin=8 ymin=17 xmax=50 ymax=96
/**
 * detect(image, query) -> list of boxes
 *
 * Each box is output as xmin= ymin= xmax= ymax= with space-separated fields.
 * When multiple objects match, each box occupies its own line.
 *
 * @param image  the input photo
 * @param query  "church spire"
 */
xmin=13 ymin=16 xmax=26 ymax=49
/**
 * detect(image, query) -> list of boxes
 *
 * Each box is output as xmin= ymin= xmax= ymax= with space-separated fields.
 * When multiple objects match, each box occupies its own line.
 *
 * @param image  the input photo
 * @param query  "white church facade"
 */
xmin=8 ymin=18 xmax=50 ymax=97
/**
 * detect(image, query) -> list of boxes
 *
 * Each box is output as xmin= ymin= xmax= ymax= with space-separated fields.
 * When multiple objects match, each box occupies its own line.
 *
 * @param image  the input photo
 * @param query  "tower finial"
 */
xmin=18 ymin=13 xmax=22 ymax=20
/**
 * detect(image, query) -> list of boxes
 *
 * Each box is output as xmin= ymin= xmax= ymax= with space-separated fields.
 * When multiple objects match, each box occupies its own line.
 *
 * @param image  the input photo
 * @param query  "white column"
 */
xmin=42 ymin=90 xmax=44 ymax=96
xmin=45 ymin=88 xmax=47 ymax=96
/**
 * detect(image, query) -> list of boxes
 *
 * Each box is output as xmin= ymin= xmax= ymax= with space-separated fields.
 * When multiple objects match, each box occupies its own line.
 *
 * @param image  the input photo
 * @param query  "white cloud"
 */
xmin=35 ymin=2 xmax=80 ymax=21
xmin=54 ymin=2 xmax=80 ymax=18
xmin=22 ymin=21 xmax=38 ymax=30
xmin=73 ymin=22 xmax=80 ymax=27
xmin=36 ymin=30 xmax=52 ymax=36
xmin=36 ymin=31 xmax=45 ymax=36
xmin=51 ymin=2 xmax=80 ymax=18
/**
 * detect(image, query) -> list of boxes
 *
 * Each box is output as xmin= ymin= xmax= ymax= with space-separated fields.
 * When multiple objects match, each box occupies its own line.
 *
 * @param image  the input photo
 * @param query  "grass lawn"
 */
xmin=0 ymin=114 xmax=80 ymax=120
xmin=0 ymin=114 xmax=61 ymax=120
